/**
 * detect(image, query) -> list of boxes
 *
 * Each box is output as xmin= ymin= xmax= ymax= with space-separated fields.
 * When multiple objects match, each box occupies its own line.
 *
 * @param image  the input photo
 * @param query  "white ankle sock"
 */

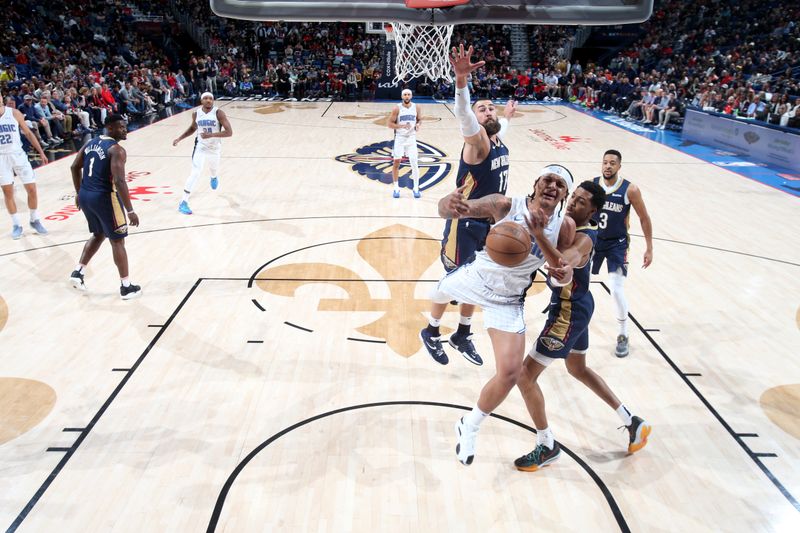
xmin=181 ymin=191 xmax=190 ymax=203
xmin=75 ymin=264 xmax=85 ymax=273
xmin=616 ymin=404 xmax=633 ymax=426
xmin=459 ymin=315 xmax=472 ymax=326
xmin=121 ymin=278 xmax=131 ymax=287
xmin=465 ymin=405 xmax=489 ymax=428
xmin=30 ymin=209 xmax=40 ymax=222
xmin=11 ymin=213 xmax=21 ymax=226
xmin=428 ymin=317 xmax=441 ymax=328
xmin=537 ymin=427 xmax=554 ymax=449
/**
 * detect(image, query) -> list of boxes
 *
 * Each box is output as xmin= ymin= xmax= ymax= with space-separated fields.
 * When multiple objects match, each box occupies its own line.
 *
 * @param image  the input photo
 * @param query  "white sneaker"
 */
xmin=454 ymin=417 xmax=479 ymax=465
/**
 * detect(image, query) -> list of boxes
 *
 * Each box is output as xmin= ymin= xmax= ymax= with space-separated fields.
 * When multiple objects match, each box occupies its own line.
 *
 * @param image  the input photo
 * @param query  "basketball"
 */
xmin=485 ymin=222 xmax=532 ymax=267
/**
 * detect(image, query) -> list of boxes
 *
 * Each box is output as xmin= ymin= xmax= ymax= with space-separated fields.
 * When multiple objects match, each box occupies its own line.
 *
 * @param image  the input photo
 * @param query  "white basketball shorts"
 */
xmin=0 ymin=151 xmax=35 ymax=186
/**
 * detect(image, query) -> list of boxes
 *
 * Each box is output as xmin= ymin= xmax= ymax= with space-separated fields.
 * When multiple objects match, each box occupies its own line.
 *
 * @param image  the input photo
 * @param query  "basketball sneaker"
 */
xmin=120 ymin=283 xmax=143 ymax=300
xmin=454 ymin=417 xmax=478 ymax=465
xmin=448 ymin=332 xmax=483 ymax=366
xmin=615 ymin=335 xmax=629 ymax=357
xmin=413 ymin=189 xmax=421 ymax=199
xmin=178 ymin=201 xmax=193 ymax=215
xmin=419 ymin=328 xmax=448 ymax=365
xmin=392 ymin=190 xmax=400 ymax=199
xmin=514 ymin=442 xmax=561 ymax=472
xmin=210 ymin=176 xmax=219 ymax=190
xmin=625 ymin=416 xmax=652 ymax=453
xmin=70 ymin=270 xmax=87 ymax=291
xmin=30 ymin=219 xmax=48 ymax=235
xmin=11 ymin=225 xmax=23 ymax=239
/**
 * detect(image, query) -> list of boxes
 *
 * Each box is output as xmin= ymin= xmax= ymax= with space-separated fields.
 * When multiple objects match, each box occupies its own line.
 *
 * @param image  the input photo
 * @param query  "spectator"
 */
xmin=544 ymin=70 xmax=559 ymax=100
xmin=21 ymin=95 xmax=54 ymax=146
xmin=656 ymin=92 xmax=681 ymax=129
xmin=35 ymin=94 xmax=64 ymax=143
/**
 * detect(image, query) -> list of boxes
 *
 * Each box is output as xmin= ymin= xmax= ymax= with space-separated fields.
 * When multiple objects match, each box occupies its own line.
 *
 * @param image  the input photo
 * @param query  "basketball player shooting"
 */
xmin=432 ymin=165 xmax=575 ymax=466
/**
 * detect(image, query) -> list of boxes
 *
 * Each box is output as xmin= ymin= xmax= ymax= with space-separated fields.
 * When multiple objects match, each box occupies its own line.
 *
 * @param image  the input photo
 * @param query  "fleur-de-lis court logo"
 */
xmin=335 ymin=140 xmax=451 ymax=191
xmin=255 ymin=224 xmax=458 ymax=357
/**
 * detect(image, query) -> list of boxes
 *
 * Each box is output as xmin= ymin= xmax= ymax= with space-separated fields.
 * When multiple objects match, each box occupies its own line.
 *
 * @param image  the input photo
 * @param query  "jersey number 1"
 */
xmin=88 ymin=157 xmax=95 ymax=178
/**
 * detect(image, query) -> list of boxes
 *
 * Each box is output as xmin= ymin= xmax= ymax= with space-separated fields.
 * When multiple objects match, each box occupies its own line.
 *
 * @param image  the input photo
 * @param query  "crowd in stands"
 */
xmin=0 ymin=0 xmax=199 ymax=149
xmin=1 ymin=0 xmax=798 ymax=143
xmin=171 ymin=0 xmax=387 ymax=100
xmin=563 ymin=0 xmax=800 ymax=129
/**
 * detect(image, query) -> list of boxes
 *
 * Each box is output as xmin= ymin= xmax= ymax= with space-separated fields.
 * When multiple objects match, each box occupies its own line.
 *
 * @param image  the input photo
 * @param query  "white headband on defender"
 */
xmin=540 ymin=164 xmax=574 ymax=191
xmin=402 ymin=89 xmax=412 ymax=96
xmin=200 ymin=92 xmax=214 ymax=100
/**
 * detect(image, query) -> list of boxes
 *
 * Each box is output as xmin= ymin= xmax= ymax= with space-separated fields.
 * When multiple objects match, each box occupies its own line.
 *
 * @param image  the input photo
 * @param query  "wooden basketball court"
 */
xmin=1 ymin=101 xmax=798 ymax=531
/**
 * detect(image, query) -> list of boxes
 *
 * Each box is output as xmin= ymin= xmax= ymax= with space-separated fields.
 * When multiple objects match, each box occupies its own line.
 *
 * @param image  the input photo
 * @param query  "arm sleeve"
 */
xmin=497 ymin=117 xmax=509 ymax=140
xmin=454 ymin=84 xmax=481 ymax=137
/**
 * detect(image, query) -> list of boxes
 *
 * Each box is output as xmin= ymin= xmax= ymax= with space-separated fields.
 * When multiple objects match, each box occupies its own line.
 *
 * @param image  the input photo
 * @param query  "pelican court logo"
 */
xmin=335 ymin=140 xmax=451 ymax=191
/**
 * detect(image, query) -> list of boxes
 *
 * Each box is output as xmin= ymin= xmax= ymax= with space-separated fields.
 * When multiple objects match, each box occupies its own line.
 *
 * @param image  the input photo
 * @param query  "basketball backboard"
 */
xmin=210 ymin=0 xmax=654 ymax=26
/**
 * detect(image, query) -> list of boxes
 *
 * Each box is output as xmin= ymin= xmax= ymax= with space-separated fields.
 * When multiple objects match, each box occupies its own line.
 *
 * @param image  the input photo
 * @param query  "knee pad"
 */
xmin=608 ymin=268 xmax=626 ymax=293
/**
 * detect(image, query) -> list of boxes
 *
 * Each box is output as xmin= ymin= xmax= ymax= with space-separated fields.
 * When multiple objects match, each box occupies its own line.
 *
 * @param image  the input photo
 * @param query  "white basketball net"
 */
xmin=389 ymin=22 xmax=455 ymax=83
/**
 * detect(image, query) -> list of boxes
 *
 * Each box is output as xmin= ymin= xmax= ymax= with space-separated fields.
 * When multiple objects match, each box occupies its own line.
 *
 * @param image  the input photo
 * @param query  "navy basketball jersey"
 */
xmin=456 ymin=138 xmax=510 ymax=200
xmin=548 ymin=222 xmax=598 ymax=302
xmin=440 ymin=138 xmax=510 ymax=268
xmin=592 ymin=176 xmax=631 ymax=240
xmin=81 ymin=136 xmax=118 ymax=193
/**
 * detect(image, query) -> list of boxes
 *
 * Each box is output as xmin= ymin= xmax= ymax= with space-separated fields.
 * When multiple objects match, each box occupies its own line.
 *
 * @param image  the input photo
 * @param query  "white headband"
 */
xmin=200 ymin=92 xmax=214 ymax=100
xmin=402 ymin=90 xmax=412 ymax=96
xmin=540 ymin=164 xmax=574 ymax=191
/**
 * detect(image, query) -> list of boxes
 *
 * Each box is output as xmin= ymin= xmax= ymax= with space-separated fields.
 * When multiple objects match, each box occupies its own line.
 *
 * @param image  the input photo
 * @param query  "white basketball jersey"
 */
xmin=195 ymin=106 xmax=221 ymax=150
xmin=395 ymin=102 xmax=417 ymax=139
xmin=0 ymin=107 xmax=24 ymax=155
xmin=471 ymin=196 xmax=565 ymax=299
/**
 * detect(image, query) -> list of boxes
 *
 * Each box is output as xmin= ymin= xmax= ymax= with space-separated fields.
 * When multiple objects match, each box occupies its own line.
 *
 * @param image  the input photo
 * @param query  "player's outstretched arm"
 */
xmin=438 ymin=185 xmax=510 ymax=222
xmin=172 ymin=111 xmax=197 ymax=146
xmin=628 ymin=184 xmax=653 ymax=267
xmin=497 ymin=100 xmax=516 ymax=140
xmin=450 ymin=44 xmax=489 ymax=157
xmin=547 ymin=231 xmax=593 ymax=285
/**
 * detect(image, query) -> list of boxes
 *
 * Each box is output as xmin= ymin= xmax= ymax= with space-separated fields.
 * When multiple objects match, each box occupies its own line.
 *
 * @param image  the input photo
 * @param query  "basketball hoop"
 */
xmin=387 ymin=0 xmax=468 ymax=82
xmin=389 ymin=21 xmax=455 ymax=83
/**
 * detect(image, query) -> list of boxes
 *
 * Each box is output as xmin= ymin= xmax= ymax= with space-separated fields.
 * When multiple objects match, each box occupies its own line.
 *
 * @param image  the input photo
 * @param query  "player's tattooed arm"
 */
xmin=438 ymin=187 xmax=510 ymax=222
xmin=463 ymin=194 xmax=511 ymax=222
